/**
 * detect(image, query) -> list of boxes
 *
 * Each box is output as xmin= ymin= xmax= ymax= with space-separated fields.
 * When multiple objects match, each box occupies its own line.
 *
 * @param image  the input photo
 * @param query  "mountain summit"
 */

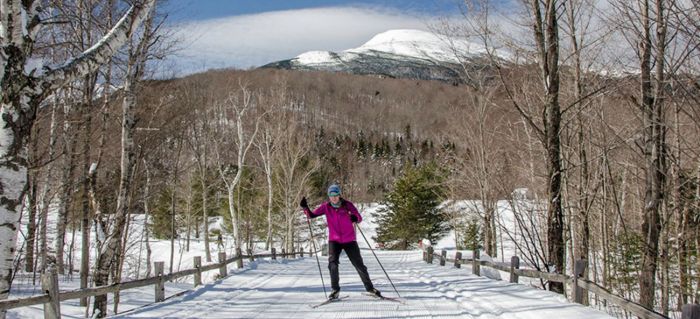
xmin=262 ymin=29 xmax=508 ymax=83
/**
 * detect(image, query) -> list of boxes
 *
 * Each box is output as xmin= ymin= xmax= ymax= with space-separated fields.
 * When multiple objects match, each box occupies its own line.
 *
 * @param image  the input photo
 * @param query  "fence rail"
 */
xmin=0 ymin=247 xmax=305 ymax=318
xmin=422 ymin=246 xmax=700 ymax=319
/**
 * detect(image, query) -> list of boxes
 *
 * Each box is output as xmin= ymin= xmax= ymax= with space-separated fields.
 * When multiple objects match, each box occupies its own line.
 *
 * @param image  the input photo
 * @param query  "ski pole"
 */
xmin=355 ymin=223 xmax=401 ymax=298
xmin=305 ymin=213 xmax=328 ymax=299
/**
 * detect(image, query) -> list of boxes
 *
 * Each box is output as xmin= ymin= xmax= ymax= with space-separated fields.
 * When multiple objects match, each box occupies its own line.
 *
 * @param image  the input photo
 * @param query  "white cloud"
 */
xmin=163 ymin=6 xmax=436 ymax=76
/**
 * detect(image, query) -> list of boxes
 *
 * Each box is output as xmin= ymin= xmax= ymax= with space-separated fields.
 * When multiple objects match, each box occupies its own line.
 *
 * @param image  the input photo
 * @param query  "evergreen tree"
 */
xmin=150 ymin=188 xmax=178 ymax=239
xmin=609 ymin=232 xmax=643 ymax=295
xmin=374 ymin=162 xmax=448 ymax=249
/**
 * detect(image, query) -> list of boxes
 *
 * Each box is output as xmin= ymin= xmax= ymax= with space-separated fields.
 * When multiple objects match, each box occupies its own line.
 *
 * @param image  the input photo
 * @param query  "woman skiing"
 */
xmin=300 ymin=184 xmax=382 ymax=300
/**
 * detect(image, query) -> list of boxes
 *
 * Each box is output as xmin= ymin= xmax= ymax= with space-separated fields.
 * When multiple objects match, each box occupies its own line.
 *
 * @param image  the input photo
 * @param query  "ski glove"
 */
xmin=350 ymin=214 xmax=358 ymax=223
xmin=300 ymin=197 xmax=309 ymax=210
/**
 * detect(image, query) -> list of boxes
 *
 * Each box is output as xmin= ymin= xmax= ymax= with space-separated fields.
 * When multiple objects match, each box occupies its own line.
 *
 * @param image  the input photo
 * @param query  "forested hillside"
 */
xmin=3 ymin=0 xmax=700 ymax=317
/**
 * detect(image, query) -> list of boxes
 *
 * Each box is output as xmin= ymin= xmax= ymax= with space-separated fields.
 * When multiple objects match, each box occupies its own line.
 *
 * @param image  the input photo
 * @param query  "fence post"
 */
xmin=247 ymin=249 xmax=254 ymax=262
xmin=193 ymin=256 xmax=202 ymax=287
xmin=573 ymin=259 xmax=587 ymax=304
xmin=454 ymin=252 xmax=462 ymax=268
xmin=272 ymin=248 xmax=277 ymax=260
xmin=300 ymin=247 xmax=304 ymax=258
xmin=440 ymin=250 xmax=447 ymax=266
xmin=282 ymin=248 xmax=286 ymax=259
xmin=682 ymin=304 xmax=700 ymax=319
xmin=236 ymin=248 xmax=243 ymax=268
xmin=41 ymin=266 xmax=61 ymax=319
xmin=427 ymin=246 xmax=434 ymax=264
xmin=472 ymin=249 xmax=480 ymax=276
xmin=322 ymin=243 xmax=328 ymax=257
xmin=155 ymin=261 xmax=165 ymax=302
xmin=218 ymin=252 xmax=227 ymax=278
xmin=510 ymin=256 xmax=520 ymax=283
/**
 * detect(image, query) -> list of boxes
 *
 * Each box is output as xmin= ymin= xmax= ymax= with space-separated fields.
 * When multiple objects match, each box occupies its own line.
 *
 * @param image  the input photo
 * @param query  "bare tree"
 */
xmin=460 ymin=0 xmax=565 ymax=292
xmin=0 ymin=1 xmax=156 ymax=315
xmin=91 ymin=2 xmax=158 ymax=315
xmin=275 ymin=113 xmax=319 ymax=253
xmin=449 ymin=89 xmax=505 ymax=257
xmin=213 ymin=85 xmax=264 ymax=250
xmin=255 ymin=88 xmax=285 ymax=250
xmin=606 ymin=0 xmax=673 ymax=308
xmin=559 ymin=0 xmax=610 ymax=305
xmin=140 ymin=158 xmax=153 ymax=277
xmin=185 ymin=83 xmax=214 ymax=261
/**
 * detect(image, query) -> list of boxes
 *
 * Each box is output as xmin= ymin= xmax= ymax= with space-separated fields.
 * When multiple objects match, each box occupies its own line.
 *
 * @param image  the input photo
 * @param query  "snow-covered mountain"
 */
xmin=262 ymin=29 xmax=510 ymax=83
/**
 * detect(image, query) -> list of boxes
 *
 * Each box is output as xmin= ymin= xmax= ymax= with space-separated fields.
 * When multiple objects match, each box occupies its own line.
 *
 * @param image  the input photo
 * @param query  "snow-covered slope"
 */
xmin=262 ymin=29 xmax=509 ymax=83
xmin=347 ymin=29 xmax=506 ymax=63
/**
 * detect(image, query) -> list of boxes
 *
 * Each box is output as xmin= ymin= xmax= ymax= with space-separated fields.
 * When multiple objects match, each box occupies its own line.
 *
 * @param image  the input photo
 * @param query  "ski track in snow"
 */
xmin=102 ymin=250 xmax=612 ymax=319
xmin=10 ymin=205 xmax=612 ymax=318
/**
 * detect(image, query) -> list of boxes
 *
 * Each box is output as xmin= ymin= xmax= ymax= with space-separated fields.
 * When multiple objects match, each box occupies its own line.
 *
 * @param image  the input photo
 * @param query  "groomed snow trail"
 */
xmin=111 ymin=250 xmax=612 ymax=319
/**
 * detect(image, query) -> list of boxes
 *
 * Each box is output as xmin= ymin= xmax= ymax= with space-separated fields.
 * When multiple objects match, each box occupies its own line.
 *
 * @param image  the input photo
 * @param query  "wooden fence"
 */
xmin=422 ymin=247 xmax=700 ymax=319
xmin=0 ymin=247 xmax=306 ymax=318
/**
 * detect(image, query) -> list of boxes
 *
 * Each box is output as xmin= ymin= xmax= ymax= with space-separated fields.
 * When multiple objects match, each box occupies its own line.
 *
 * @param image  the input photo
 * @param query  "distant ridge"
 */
xmin=261 ymin=29 xmax=510 ymax=83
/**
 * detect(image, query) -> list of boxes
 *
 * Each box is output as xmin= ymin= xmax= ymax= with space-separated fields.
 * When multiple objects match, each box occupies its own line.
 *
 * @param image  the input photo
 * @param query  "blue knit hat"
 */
xmin=327 ymin=184 xmax=341 ymax=197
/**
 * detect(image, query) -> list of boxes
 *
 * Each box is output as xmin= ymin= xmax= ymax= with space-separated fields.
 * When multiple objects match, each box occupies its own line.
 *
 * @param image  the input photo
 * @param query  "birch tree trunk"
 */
xmin=275 ymin=117 xmax=317 ymax=254
xmin=57 ymin=80 xmax=93 ymax=276
xmin=34 ymin=99 xmax=59 ymax=273
xmin=56 ymin=97 xmax=78 ymax=275
xmin=255 ymin=93 xmax=280 ymax=250
xmin=0 ymin=1 xmax=156 ymax=315
xmin=226 ymin=185 xmax=240 ymax=249
xmin=93 ymin=4 xmax=157 ymax=313
xmin=258 ymin=134 xmax=275 ymax=250
xmin=93 ymin=71 xmax=139 ymax=317
xmin=187 ymin=103 xmax=212 ymax=261
xmin=215 ymin=87 xmax=263 ymax=250
xmin=80 ymin=98 xmax=94 ymax=306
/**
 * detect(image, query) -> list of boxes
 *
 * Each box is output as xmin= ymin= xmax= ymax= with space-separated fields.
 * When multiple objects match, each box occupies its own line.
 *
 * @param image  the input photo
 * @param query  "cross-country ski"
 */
xmin=310 ymin=295 xmax=350 ymax=308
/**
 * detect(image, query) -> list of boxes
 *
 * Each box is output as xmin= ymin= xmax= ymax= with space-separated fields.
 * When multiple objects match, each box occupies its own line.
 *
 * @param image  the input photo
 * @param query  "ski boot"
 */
xmin=367 ymin=288 xmax=382 ymax=298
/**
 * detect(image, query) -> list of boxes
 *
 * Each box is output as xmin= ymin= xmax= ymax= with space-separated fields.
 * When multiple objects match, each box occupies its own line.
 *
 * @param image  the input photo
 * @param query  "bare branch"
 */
xmin=40 ymin=0 xmax=156 ymax=92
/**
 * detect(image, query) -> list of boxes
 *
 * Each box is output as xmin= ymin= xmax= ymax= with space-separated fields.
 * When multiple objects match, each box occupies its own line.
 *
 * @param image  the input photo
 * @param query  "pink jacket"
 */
xmin=304 ymin=199 xmax=362 ymax=243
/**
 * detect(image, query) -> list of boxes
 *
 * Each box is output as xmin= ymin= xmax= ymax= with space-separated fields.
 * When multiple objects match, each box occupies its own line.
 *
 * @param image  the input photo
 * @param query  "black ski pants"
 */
xmin=328 ymin=241 xmax=374 ymax=291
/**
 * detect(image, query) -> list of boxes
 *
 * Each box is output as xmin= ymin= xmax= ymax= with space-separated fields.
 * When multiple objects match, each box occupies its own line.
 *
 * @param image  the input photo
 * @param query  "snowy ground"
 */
xmin=8 ymin=201 xmax=614 ymax=318
xmin=104 ymin=250 xmax=611 ymax=318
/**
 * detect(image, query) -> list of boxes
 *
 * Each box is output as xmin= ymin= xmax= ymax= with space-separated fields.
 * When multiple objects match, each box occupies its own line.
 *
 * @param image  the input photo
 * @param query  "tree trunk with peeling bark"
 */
xmin=0 ymin=1 xmax=155 ymax=316
xmin=92 ymin=5 xmax=156 ymax=315
xmin=92 ymin=69 xmax=138 ymax=317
